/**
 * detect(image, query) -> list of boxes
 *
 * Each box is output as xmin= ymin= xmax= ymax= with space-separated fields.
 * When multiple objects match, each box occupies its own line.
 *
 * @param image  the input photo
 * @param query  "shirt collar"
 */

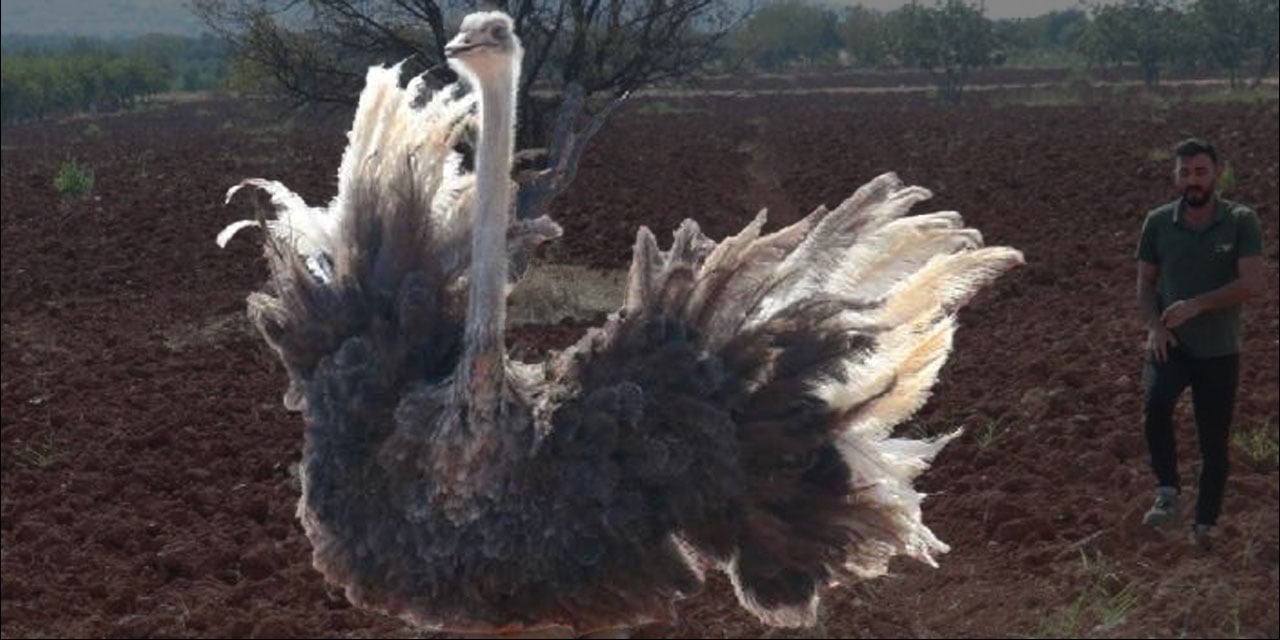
xmin=1173 ymin=196 xmax=1227 ymax=230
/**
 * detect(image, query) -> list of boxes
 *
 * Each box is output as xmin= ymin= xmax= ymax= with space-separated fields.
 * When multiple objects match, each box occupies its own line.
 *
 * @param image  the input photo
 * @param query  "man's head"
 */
xmin=1173 ymin=138 xmax=1220 ymax=208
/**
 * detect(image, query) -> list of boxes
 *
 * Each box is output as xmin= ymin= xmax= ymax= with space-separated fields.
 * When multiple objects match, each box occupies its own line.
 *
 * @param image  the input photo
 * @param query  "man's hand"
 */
xmin=1161 ymin=298 xmax=1203 ymax=329
xmin=1147 ymin=325 xmax=1178 ymax=363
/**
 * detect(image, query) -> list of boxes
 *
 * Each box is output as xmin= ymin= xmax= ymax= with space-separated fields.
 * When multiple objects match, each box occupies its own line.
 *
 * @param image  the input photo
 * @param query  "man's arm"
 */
xmin=1161 ymin=256 xmax=1265 ymax=328
xmin=1137 ymin=261 xmax=1163 ymax=331
xmin=1138 ymin=260 xmax=1177 ymax=363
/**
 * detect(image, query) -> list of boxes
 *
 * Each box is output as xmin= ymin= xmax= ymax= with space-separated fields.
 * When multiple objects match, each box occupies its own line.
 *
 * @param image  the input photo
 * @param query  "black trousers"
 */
xmin=1142 ymin=348 xmax=1239 ymax=526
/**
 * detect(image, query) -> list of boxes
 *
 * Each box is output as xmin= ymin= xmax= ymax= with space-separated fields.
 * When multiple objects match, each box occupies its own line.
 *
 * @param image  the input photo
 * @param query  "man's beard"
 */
xmin=1183 ymin=184 xmax=1215 ymax=207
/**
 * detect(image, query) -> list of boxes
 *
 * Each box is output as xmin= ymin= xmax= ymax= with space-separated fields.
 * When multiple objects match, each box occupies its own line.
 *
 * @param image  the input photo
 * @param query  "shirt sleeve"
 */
xmin=1236 ymin=208 xmax=1263 ymax=258
xmin=1136 ymin=212 xmax=1160 ymax=263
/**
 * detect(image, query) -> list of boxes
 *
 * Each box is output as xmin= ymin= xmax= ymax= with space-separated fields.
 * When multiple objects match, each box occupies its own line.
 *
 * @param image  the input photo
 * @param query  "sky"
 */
xmin=841 ymin=0 xmax=1093 ymax=19
xmin=1 ymin=0 xmax=206 ymax=38
xmin=0 ymin=0 xmax=1097 ymax=39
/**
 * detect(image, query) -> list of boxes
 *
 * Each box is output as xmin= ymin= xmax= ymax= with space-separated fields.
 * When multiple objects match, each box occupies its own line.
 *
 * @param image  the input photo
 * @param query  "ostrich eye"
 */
xmin=491 ymin=25 xmax=507 ymax=40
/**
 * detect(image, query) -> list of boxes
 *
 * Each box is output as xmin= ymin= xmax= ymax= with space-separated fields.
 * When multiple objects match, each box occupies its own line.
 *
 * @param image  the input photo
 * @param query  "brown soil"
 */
xmin=687 ymin=66 xmax=1266 ymax=92
xmin=3 ymin=80 xmax=1277 ymax=638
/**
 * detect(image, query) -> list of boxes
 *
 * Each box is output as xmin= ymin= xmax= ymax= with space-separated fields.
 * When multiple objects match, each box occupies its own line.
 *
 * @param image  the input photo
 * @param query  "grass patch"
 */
xmin=163 ymin=313 xmax=255 ymax=353
xmin=1232 ymin=511 xmax=1271 ymax=570
xmin=1217 ymin=159 xmax=1237 ymax=193
xmin=13 ymin=432 xmax=59 ymax=469
xmin=82 ymin=122 xmax=104 ymax=138
xmin=507 ymin=264 xmax=626 ymax=325
xmin=901 ymin=418 xmax=953 ymax=441
xmin=1035 ymin=550 xmax=1138 ymax=637
xmin=1188 ymin=84 xmax=1279 ymax=104
xmin=1224 ymin=596 xmax=1244 ymax=637
xmin=53 ymin=157 xmax=95 ymax=200
xmin=989 ymin=79 xmax=1275 ymax=112
xmin=896 ymin=410 xmax=972 ymax=443
xmin=1036 ymin=590 xmax=1090 ymax=638
xmin=245 ymin=119 xmax=298 ymax=137
xmin=1232 ymin=419 xmax=1279 ymax=468
xmin=631 ymin=99 xmax=704 ymax=116
xmin=974 ymin=416 xmax=1007 ymax=449
xmin=131 ymin=149 xmax=156 ymax=179
xmin=1121 ymin=90 xmax=1174 ymax=124
xmin=991 ymin=88 xmax=1086 ymax=108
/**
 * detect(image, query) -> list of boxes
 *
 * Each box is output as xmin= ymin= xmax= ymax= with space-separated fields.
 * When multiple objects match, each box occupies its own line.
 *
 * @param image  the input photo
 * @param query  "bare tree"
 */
xmin=194 ymin=0 xmax=745 ymax=220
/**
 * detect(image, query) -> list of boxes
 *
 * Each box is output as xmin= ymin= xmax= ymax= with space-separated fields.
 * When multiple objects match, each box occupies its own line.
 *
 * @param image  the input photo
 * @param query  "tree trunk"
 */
xmin=1142 ymin=60 xmax=1159 ymax=88
xmin=1251 ymin=55 xmax=1276 ymax=88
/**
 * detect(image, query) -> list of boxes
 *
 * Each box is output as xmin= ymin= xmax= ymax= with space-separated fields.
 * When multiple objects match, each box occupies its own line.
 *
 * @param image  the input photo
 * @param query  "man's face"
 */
xmin=1174 ymin=153 xmax=1219 ymax=207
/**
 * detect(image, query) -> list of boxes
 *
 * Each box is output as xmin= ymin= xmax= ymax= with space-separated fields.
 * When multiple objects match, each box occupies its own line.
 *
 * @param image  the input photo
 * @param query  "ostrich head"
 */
xmin=445 ymin=12 xmax=523 ymax=82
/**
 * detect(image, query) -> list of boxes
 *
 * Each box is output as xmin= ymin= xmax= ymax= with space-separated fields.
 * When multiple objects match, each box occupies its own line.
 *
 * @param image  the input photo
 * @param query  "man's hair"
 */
xmin=1174 ymin=138 xmax=1219 ymax=166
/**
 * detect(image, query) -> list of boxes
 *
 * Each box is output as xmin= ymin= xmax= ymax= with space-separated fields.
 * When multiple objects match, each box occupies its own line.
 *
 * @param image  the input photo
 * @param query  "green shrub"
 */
xmin=53 ymin=158 xmax=95 ymax=200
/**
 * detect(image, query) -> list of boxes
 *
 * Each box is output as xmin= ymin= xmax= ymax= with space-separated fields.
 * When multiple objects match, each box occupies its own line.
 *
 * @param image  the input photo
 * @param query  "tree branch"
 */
xmin=515 ymin=82 xmax=628 ymax=221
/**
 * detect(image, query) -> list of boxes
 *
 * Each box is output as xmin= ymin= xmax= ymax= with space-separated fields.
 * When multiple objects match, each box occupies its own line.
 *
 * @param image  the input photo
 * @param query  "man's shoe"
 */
xmin=1191 ymin=523 xmax=1213 ymax=551
xmin=1142 ymin=486 xmax=1180 ymax=526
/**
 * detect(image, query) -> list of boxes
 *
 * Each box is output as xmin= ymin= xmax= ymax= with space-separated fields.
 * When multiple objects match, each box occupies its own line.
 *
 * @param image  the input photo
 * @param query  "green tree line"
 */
xmin=4 ymin=0 xmax=1275 ymax=123
xmin=733 ymin=0 xmax=1278 ymax=96
xmin=1 ymin=54 xmax=167 ymax=122
xmin=1 ymin=33 xmax=230 ymax=123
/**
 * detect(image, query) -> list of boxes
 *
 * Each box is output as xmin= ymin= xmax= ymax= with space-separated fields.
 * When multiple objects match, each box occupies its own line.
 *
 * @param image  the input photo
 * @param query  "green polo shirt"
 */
xmin=1136 ymin=197 xmax=1263 ymax=358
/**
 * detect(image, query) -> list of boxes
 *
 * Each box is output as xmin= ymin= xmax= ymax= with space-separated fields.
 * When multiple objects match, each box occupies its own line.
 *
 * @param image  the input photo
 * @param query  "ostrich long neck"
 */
xmin=460 ymin=63 xmax=517 ymax=427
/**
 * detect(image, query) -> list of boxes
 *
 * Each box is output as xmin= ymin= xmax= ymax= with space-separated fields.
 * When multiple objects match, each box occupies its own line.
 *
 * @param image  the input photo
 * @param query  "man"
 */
xmin=1136 ymin=138 xmax=1264 ymax=550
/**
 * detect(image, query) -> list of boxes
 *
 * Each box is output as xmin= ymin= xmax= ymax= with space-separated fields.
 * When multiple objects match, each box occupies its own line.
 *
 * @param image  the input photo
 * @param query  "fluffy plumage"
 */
xmin=218 ymin=11 xmax=1022 ymax=634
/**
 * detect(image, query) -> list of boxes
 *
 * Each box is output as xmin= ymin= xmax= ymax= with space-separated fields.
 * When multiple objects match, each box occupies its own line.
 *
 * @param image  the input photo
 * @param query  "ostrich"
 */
xmin=218 ymin=10 xmax=1022 ymax=636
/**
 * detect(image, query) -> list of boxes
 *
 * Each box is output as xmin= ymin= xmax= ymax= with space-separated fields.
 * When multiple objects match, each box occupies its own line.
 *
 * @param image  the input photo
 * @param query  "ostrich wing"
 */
xmin=218 ymin=64 xmax=557 ymax=410
xmin=541 ymin=174 xmax=1023 ymax=627
xmin=268 ymin=172 xmax=1019 ymax=634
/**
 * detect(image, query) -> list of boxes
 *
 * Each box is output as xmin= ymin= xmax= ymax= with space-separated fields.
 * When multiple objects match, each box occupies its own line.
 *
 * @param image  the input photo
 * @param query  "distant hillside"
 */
xmin=1 ymin=0 xmax=205 ymax=39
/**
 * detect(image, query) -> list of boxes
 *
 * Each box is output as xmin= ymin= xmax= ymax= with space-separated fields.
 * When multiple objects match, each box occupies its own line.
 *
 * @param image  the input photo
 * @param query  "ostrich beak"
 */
xmin=445 ymin=33 xmax=480 ymax=58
